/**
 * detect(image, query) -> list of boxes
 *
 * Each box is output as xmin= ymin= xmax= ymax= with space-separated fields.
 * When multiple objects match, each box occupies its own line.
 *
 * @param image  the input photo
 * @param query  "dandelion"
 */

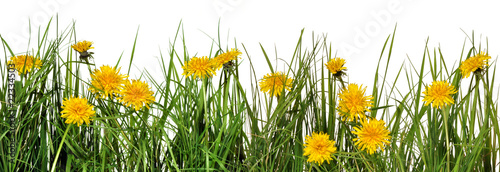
xmin=212 ymin=48 xmax=242 ymax=70
xmin=259 ymin=72 xmax=293 ymax=97
xmin=338 ymin=83 xmax=373 ymax=122
xmin=71 ymin=40 xmax=94 ymax=53
xmin=303 ymin=132 xmax=337 ymax=165
xmin=8 ymin=55 xmax=42 ymax=75
xmin=182 ymin=56 xmax=216 ymax=79
xmin=460 ymin=51 xmax=491 ymax=78
xmin=422 ymin=80 xmax=457 ymax=108
xmin=89 ymin=65 xmax=128 ymax=99
xmin=352 ymin=118 xmax=391 ymax=155
xmin=71 ymin=40 xmax=94 ymax=63
xmin=117 ymin=79 xmax=155 ymax=111
xmin=61 ymin=96 xmax=96 ymax=126
xmin=325 ymin=57 xmax=347 ymax=76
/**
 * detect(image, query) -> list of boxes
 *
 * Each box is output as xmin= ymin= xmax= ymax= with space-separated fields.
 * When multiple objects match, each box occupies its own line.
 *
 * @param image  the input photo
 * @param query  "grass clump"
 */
xmin=0 ymin=19 xmax=498 ymax=171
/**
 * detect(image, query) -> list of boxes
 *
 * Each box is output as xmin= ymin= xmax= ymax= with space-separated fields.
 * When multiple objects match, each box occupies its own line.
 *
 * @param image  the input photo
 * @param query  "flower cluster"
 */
xmin=302 ymin=48 xmax=479 ymax=164
xmin=89 ymin=65 xmax=155 ymax=111
xmin=182 ymin=48 xmax=242 ymax=79
xmin=421 ymin=51 xmax=489 ymax=109
xmin=27 ymin=36 xmax=491 ymax=168
xmin=61 ymin=41 xmax=156 ymax=127
xmin=302 ymin=57 xmax=392 ymax=165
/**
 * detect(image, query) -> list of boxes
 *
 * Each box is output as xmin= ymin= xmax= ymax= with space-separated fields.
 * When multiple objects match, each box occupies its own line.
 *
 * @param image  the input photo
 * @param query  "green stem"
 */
xmin=85 ymin=59 xmax=92 ymax=74
xmin=478 ymin=74 xmax=492 ymax=170
xmin=441 ymin=107 xmax=450 ymax=172
xmin=202 ymin=79 xmax=209 ymax=171
xmin=222 ymin=72 xmax=230 ymax=115
xmin=337 ymin=77 xmax=347 ymax=90
xmin=50 ymin=124 xmax=72 ymax=172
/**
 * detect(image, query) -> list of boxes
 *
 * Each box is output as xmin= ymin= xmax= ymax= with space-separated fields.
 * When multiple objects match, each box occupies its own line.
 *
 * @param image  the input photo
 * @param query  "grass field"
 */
xmin=1 ymin=19 xmax=499 ymax=172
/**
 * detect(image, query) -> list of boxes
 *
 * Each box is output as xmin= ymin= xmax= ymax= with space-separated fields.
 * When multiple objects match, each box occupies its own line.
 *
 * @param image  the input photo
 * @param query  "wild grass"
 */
xmin=0 ymin=19 xmax=498 ymax=171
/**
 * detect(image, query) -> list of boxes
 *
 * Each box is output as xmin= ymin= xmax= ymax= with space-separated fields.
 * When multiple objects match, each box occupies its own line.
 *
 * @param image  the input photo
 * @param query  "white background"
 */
xmin=1 ymin=0 xmax=500 ymax=94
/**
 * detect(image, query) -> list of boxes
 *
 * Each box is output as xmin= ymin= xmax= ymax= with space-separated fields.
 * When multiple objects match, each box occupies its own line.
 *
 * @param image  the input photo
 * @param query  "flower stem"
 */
xmin=337 ymin=77 xmax=347 ymax=90
xmin=50 ymin=124 xmax=72 ymax=172
xmin=441 ymin=108 xmax=450 ymax=172
xmin=202 ymin=79 xmax=209 ymax=171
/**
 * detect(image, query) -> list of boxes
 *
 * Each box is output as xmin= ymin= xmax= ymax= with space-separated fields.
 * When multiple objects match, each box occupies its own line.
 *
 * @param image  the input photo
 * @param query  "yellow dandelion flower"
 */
xmin=117 ymin=79 xmax=155 ymax=111
xmin=71 ymin=40 xmax=94 ymax=53
xmin=61 ymin=96 xmax=96 ymax=127
xmin=212 ymin=48 xmax=242 ymax=70
xmin=182 ymin=56 xmax=216 ymax=79
xmin=259 ymin=72 xmax=293 ymax=97
xmin=352 ymin=118 xmax=391 ymax=155
xmin=89 ymin=65 xmax=128 ymax=99
xmin=338 ymin=83 xmax=374 ymax=122
xmin=303 ymin=132 xmax=337 ymax=165
xmin=422 ymin=80 xmax=457 ymax=108
xmin=325 ymin=57 xmax=347 ymax=75
xmin=8 ymin=55 xmax=43 ymax=75
xmin=460 ymin=51 xmax=491 ymax=78
xmin=72 ymin=40 xmax=94 ymax=63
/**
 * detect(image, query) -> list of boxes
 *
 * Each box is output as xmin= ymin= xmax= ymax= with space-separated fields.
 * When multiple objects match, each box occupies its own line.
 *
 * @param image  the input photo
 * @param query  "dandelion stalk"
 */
xmin=202 ymin=78 xmax=210 ymax=171
xmin=478 ymin=73 xmax=493 ymax=170
xmin=337 ymin=76 xmax=347 ymax=90
xmin=441 ymin=107 xmax=450 ymax=172
xmin=222 ymin=71 xmax=230 ymax=115
xmin=51 ymin=124 xmax=72 ymax=172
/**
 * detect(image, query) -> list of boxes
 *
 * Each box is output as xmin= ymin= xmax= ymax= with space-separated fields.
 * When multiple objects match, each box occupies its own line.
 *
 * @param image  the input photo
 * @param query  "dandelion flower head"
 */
xmin=89 ymin=65 xmax=128 ymax=99
xmin=338 ymin=83 xmax=374 ymax=122
xmin=8 ymin=55 xmax=42 ymax=75
xmin=213 ymin=48 xmax=242 ymax=70
xmin=460 ymin=51 xmax=491 ymax=78
xmin=325 ymin=57 xmax=347 ymax=76
xmin=352 ymin=118 xmax=391 ymax=155
xmin=61 ymin=96 xmax=96 ymax=126
xmin=71 ymin=40 xmax=94 ymax=53
xmin=422 ymin=80 xmax=457 ymax=108
xmin=182 ymin=56 xmax=216 ymax=79
xmin=117 ymin=79 xmax=155 ymax=111
xmin=303 ymin=132 xmax=337 ymax=165
xmin=259 ymin=72 xmax=293 ymax=97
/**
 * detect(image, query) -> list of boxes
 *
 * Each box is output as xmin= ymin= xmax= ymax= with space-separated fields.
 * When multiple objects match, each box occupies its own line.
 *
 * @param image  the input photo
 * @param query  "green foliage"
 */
xmin=0 ymin=19 xmax=498 ymax=172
